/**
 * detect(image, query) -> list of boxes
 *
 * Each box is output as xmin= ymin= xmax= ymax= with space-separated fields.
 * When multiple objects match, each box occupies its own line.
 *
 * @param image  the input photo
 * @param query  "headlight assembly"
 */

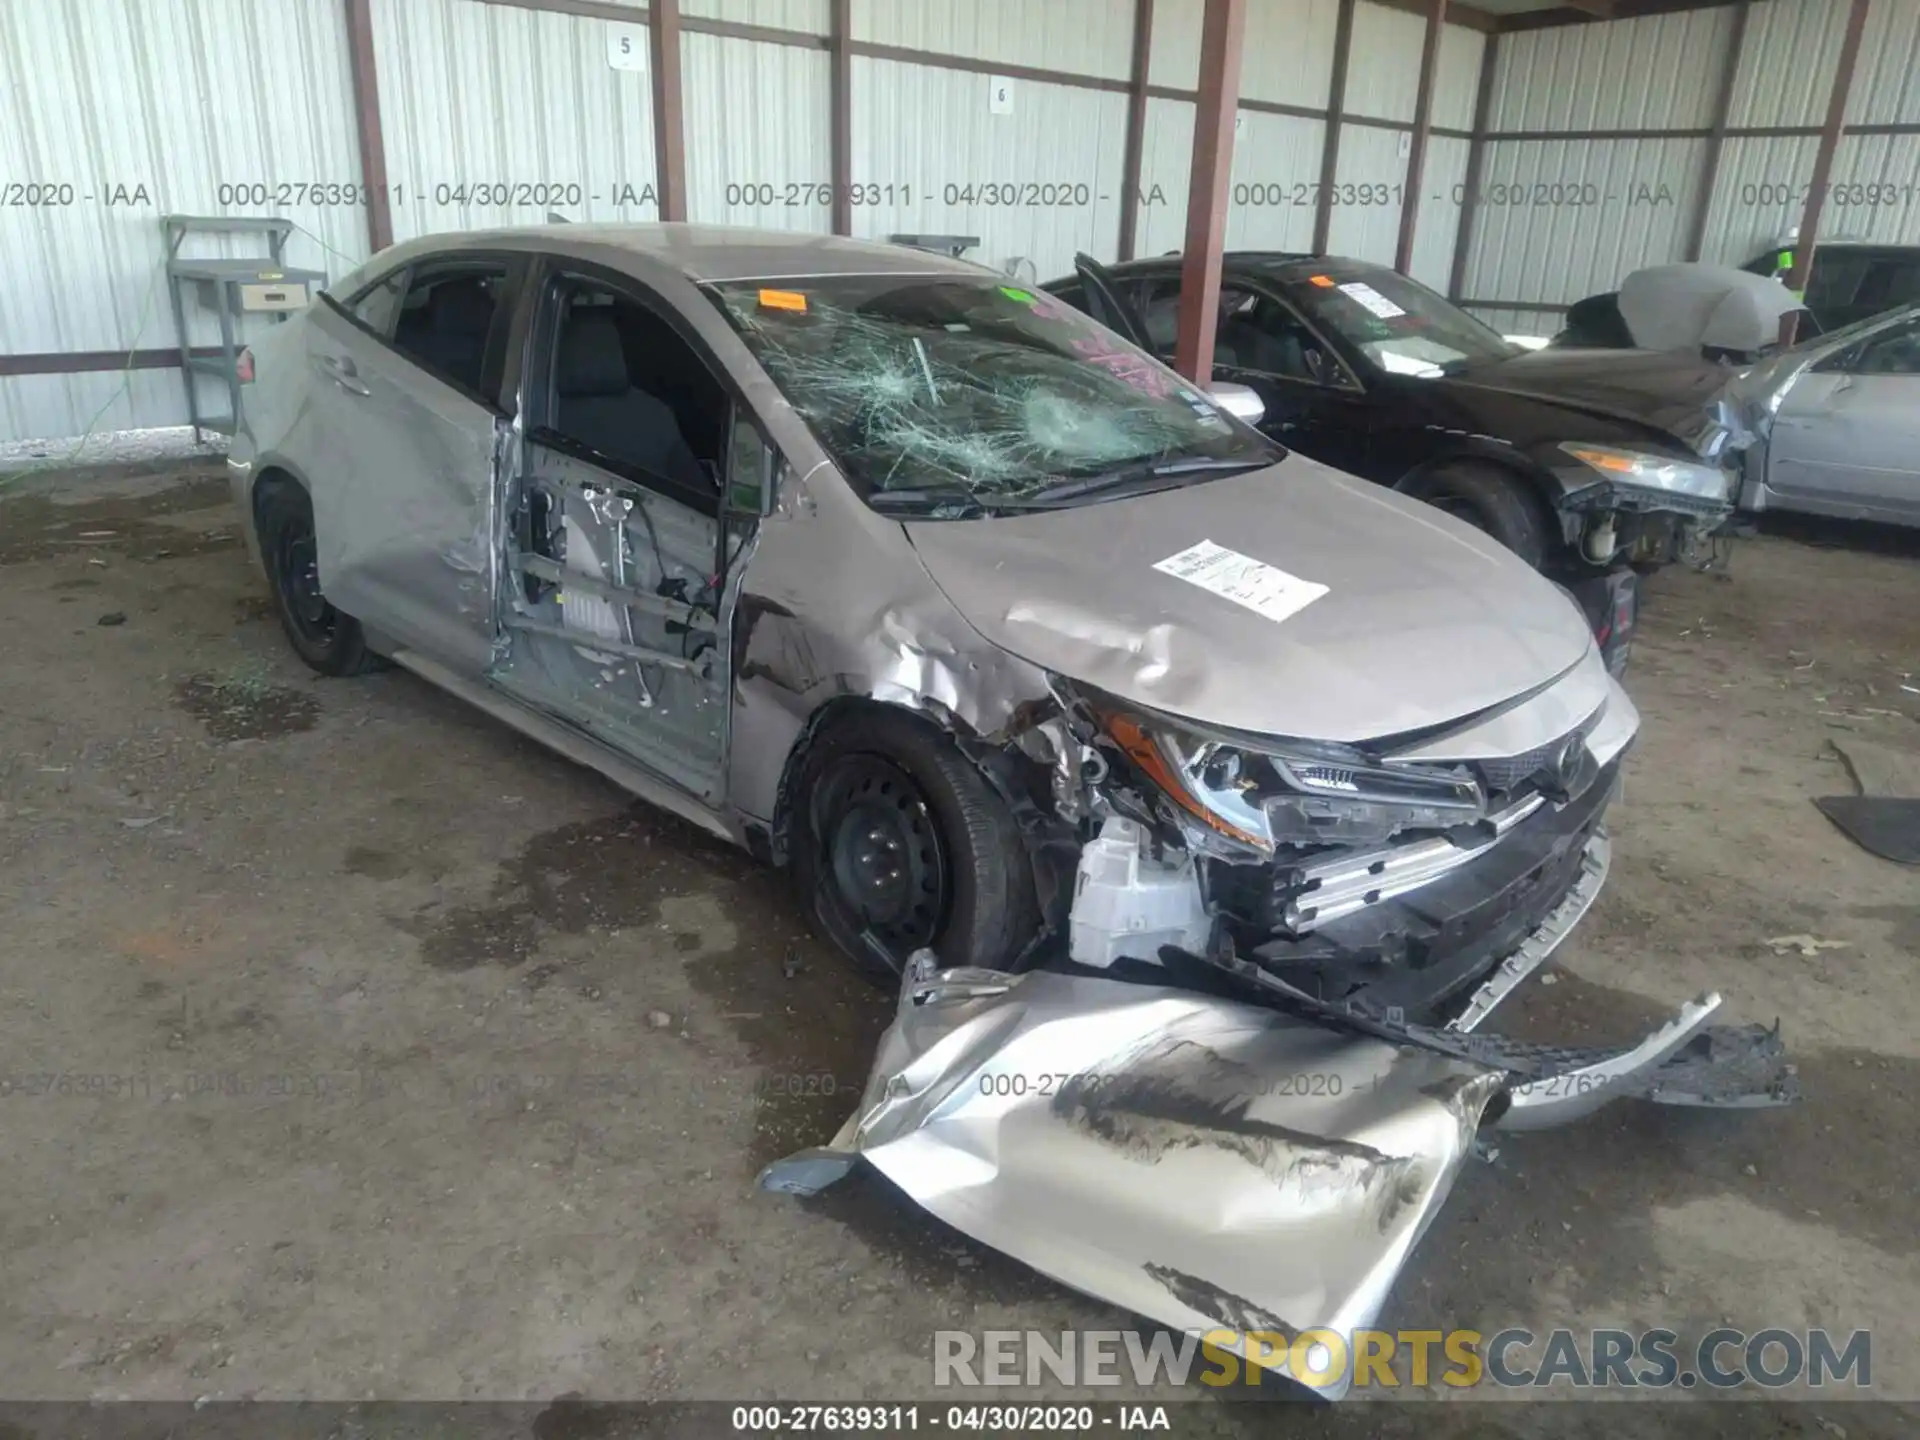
xmin=1099 ymin=707 xmax=1485 ymax=856
xmin=1559 ymin=442 xmax=1731 ymax=503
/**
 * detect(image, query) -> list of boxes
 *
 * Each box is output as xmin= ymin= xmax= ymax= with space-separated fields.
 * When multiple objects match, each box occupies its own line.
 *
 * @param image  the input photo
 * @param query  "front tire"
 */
xmin=1410 ymin=462 xmax=1555 ymax=570
xmin=792 ymin=708 xmax=1041 ymax=985
xmin=256 ymin=480 xmax=377 ymax=676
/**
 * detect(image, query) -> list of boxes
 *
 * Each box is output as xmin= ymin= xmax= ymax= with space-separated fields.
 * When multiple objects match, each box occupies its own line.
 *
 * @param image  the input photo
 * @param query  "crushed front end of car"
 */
xmin=761 ymin=627 xmax=1797 ymax=1397
xmin=1023 ymin=639 xmax=1636 ymax=1023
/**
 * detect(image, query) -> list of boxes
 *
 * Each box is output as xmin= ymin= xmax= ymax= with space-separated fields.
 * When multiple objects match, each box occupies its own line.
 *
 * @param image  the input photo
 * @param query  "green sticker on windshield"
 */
xmin=1000 ymin=285 xmax=1037 ymax=304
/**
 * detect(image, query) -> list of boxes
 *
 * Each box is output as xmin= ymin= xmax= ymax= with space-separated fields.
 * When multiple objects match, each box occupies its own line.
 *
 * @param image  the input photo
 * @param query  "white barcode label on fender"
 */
xmin=1153 ymin=540 xmax=1329 ymax=625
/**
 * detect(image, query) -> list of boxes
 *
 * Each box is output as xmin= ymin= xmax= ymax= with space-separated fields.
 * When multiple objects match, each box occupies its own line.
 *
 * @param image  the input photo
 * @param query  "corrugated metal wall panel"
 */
xmin=683 ymin=0 xmax=829 ymax=34
xmin=1408 ymin=134 xmax=1470 ymax=291
xmin=372 ymin=0 xmax=659 ymax=242
xmin=1696 ymin=133 xmax=1820 ymax=266
xmin=850 ymin=0 xmax=1133 ymax=81
xmin=1466 ymin=305 xmax=1560 ymax=339
xmin=683 ymin=33 xmax=832 ymax=229
xmin=848 ymin=55 xmax=1127 ymax=281
xmin=1433 ymin=24 xmax=1486 ymax=132
xmin=1344 ymin=1 xmax=1426 ymax=123
xmin=1825 ymin=132 xmax=1920 ymax=244
xmin=1728 ymin=0 xmax=1844 ymax=129
xmin=1325 ymin=124 xmax=1407 ymax=266
xmin=1851 ymin=0 xmax=1920 ymax=125
xmin=1226 ymin=112 xmax=1325 ymax=251
xmin=1490 ymin=7 xmax=1733 ymax=133
xmin=0 ymin=373 xmax=204 ymax=452
xmin=1147 ymin=0 xmax=1201 ymax=91
xmin=1463 ymin=137 xmax=1705 ymax=303
xmin=1239 ymin=0 xmax=1341 ymax=110
xmin=0 ymin=0 xmax=365 ymax=443
xmin=1135 ymin=95 xmax=1195 ymax=257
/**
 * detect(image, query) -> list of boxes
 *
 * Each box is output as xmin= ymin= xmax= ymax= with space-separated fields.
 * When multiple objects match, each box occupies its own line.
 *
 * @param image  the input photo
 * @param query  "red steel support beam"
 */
xmin=1117 ymin=0 xmax=1155 ymax=261
xmin=1312 ymin=0 xmax=1356 ymax=255
xmin=343 ymin=0 xmax=393 ymax=253
xmin=1173 ymin=0 xmax=1247 ymax=385
xmin=650 ymin=0 xmax=688 ymax=222
xmin=1394 ymin=0 xmax=1448 ymax=274
xmin=1448 ymin=29 xmax=1498 ymax=299
xmin=1782 ymin=0 xmax=1870 ymax=346
xmin=829 ymin=0 xmax=853 ymax=234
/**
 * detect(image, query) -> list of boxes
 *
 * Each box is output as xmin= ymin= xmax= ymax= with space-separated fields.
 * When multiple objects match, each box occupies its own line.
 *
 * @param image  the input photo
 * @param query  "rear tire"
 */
xmin=1410 ymin=462 xmax=1555 ymax=570
xmin=792 ymin=708 xmax=1042 ymax=985
xmin=256 ymin=480 xmax=377 ymax=677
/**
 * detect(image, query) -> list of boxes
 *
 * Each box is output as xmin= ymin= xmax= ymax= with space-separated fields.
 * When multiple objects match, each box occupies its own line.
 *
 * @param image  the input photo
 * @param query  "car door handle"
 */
xmin=318 ymin=353 xmax=370 ymax=396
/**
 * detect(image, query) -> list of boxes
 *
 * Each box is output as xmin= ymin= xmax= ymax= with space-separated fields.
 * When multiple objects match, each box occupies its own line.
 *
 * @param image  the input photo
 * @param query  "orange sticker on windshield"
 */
xmin=1308 ymin=274 xmax=1336 ymax=287
xmin=758 ymin=289 xmax=809 ymax=311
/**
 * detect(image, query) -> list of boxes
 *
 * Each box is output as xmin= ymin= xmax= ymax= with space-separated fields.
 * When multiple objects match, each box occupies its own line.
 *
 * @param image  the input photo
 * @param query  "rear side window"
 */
xmin=1854 ymin=258 xmax=1920 ymax=315
xmin=1853 ymin=318 xmax=1920 ymax=376
xmin=392 ymin=264 xmax=510 ymax=395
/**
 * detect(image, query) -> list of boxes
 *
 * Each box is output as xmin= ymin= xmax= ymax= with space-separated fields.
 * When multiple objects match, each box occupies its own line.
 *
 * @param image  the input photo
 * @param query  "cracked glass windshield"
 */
xmin=711 ymin=275 xmax=1278 ymax=514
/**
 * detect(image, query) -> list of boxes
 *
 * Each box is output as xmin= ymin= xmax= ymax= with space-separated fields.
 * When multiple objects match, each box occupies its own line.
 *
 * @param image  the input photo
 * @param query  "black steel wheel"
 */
xmin=815 ymin=755 xmax=949 ymax=954
xmin=792 ymin=707 xmax=1042 ymax=984
xmin=256 ymin=479 xmax=376 ymax=676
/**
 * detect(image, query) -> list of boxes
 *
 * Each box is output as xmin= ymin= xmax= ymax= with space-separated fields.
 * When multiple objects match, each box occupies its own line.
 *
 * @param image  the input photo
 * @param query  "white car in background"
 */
xmin=1734 ymin=303 xmax=1920 ymax=529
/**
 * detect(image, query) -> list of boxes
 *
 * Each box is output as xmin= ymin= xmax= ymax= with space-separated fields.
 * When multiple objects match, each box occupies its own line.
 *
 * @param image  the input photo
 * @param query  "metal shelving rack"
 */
xmin=163 ymin=215 xmax=326 ymax=442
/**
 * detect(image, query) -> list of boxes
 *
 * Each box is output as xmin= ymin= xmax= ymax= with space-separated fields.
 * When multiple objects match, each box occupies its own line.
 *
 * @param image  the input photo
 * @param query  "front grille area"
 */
xmin=1473 ymin=742 xmax=1562 ymax=796
xmin=1205 ymin=757 xmax=1621 ymax=1017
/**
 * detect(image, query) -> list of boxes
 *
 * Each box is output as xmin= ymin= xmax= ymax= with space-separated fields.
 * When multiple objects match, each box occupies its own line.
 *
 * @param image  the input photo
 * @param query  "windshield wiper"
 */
xmin=1006 ymin=454 xmax=1274 ymax=507
xmin=865 ymin=488 xmax=990 ymax=517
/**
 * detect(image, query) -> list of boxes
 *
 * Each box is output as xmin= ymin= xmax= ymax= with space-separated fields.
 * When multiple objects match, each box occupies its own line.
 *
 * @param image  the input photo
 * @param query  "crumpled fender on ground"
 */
xmin=761 ymin=951 xmax=1797 ymax=1397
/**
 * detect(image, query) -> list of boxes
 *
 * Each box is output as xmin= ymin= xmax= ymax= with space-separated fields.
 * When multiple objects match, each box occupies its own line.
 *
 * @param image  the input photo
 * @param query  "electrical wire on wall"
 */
xmin=2 ymin=258 xmax=167 ymax=483
xmin=2 ymin=219 xmax=363 ymax=485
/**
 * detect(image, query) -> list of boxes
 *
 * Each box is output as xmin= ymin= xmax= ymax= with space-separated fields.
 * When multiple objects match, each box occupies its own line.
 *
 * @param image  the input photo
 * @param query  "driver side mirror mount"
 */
xmin=727 ymin=414 xmax=780 ymax=516
xmin=1205 ymin=381 xmax=1265 ymax=426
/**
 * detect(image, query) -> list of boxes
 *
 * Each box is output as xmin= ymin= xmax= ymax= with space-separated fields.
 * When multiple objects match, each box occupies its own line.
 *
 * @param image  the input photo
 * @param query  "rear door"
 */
xmin=306 ymin=254 xmax=525 ymax=675
xmin=488 ymin=261 xmax=767 ymax=803
xmin=1767 ymin=314 xmax=1920 ymax=523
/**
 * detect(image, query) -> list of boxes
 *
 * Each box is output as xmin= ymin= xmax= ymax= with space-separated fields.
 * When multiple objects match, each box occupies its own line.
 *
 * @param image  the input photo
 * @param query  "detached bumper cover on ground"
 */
xmin=762 ymin=951 xmax=1796 ymax=1398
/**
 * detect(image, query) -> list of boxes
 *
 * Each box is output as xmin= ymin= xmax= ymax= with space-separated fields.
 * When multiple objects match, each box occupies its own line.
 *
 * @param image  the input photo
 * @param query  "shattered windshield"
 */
xmin=1279 ymin=266 xmax=1518 ymax=377
xmin=709 ymin=275 xmax=1279 ymax=513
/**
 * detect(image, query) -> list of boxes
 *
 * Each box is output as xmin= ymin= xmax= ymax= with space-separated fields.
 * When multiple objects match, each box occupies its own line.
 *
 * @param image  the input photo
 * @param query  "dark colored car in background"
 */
xmin=1048 ymin=253 xmax=1746 ymax=674
xmin=1743 ymin=239 xmax=1920 ymax=332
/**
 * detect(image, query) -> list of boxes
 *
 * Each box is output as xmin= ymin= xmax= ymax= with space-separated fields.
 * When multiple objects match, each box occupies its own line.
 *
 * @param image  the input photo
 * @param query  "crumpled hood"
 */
xmin=1443 ymin=348 xmax=1735 ymax=450
xmin=902 ymin=455 xmax=1594 ymax=743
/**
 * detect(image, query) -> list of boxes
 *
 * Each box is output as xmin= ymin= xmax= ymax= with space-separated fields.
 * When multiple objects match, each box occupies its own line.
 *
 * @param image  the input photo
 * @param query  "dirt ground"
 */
xmin=0 ymin=459 xmax=1916 ymax=1434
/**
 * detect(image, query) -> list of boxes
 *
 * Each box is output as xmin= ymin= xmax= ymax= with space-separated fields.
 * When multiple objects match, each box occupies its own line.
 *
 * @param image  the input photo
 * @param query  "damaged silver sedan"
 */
xmin=230 ymin=227 xmax=1791 ymax=1384
xmin=233 ymin=224 xmax=1640 ymax=1019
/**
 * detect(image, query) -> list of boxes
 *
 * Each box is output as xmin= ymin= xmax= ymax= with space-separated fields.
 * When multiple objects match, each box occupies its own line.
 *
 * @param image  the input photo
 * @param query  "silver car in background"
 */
xmin=1734 ymin=303 xmax=1920 ymax=529
xmin=228 ymin=224 xmax=1636 ymax=1021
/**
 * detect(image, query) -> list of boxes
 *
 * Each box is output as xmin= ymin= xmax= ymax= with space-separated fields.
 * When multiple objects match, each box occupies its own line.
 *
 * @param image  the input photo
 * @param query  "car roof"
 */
xmin=1057 ymin=251 xmax=1383 ymax=284
xmin=356 ymin=223 xmax=990 ymax=285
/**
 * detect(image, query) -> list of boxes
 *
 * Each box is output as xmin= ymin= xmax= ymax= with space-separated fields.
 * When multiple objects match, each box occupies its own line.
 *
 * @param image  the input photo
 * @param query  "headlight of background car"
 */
xmin=1559 ymin=442 xmax=1730 ymax=502
xmin=1102 ymin=710 xmax=1485 ymax=856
